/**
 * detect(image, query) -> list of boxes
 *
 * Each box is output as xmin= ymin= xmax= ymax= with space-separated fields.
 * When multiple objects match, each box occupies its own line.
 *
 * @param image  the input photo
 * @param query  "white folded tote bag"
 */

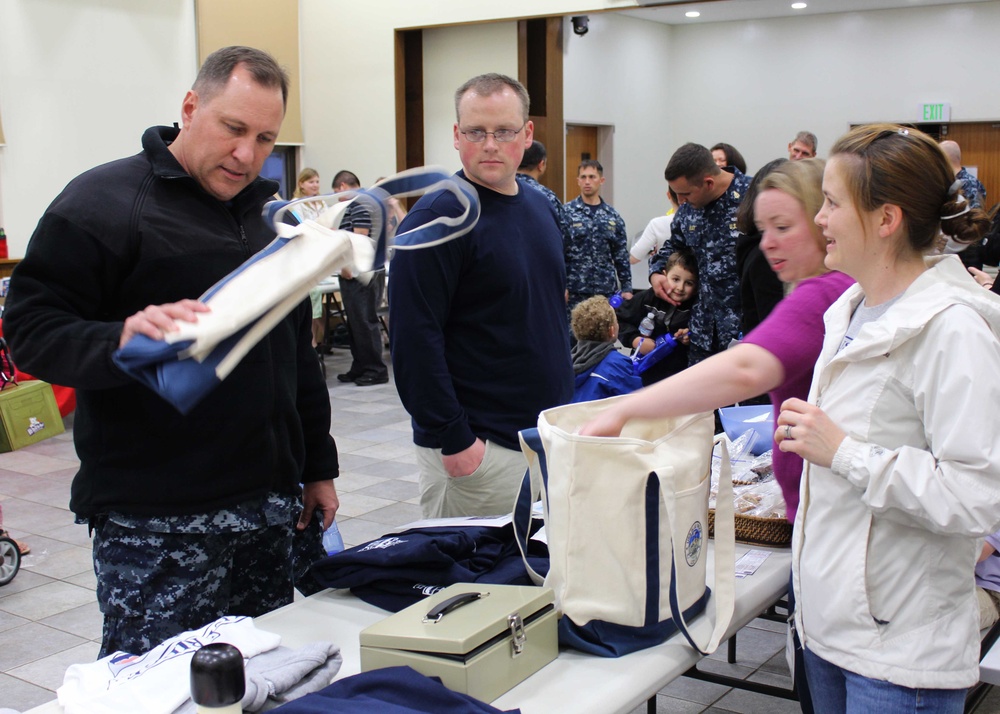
xmin=514 ymin=395 xmax=735 ymax=657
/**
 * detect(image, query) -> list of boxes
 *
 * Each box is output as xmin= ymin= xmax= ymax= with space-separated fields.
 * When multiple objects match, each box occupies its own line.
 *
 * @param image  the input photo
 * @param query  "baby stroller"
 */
xmin=0 ymin=532 xmax=20 ymax=586
xmin=0 ymin=498 xmax=22 ymax=587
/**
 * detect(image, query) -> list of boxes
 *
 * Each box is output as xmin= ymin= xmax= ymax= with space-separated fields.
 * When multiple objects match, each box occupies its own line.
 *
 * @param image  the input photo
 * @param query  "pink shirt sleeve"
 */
xmin=743 ymin=271 xmax=854 ymax=386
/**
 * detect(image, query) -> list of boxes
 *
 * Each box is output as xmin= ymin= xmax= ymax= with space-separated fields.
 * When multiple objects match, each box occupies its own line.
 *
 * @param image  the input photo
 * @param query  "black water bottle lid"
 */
xmin=190 ymin=642 xmax=245 ymax=707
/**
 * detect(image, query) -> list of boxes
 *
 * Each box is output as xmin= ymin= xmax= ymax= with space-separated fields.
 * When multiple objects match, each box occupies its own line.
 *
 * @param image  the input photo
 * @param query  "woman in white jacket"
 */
xmin=776 ymin=124 xmax=998 ymax=713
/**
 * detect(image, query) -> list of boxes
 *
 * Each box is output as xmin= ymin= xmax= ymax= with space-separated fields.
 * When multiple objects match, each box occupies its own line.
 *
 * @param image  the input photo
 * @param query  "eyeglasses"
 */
xmin=459 ymin=124 xmax=526 ymax=143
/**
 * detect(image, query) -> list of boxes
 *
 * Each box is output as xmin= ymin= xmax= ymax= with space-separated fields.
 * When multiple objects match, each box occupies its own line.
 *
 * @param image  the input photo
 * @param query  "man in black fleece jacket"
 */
xmin=3 ymin=47 xmax=339 ymax=657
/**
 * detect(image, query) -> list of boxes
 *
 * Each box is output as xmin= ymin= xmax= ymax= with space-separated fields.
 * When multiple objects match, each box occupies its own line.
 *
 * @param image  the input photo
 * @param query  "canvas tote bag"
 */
xmin=113 ymin=168 xmax=478 ymax=413
xmin=513 ymin=395 xmax=736 ymax=657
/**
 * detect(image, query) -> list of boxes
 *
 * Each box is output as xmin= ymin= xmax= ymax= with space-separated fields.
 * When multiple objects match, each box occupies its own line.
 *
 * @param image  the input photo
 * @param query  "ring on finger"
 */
xmin=785 ymin=424 xmax=792 ymax=440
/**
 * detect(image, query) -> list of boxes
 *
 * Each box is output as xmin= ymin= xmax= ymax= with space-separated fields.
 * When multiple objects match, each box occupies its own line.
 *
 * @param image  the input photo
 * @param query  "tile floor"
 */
xmin=0 ymin=350 xmax=996 ymax=713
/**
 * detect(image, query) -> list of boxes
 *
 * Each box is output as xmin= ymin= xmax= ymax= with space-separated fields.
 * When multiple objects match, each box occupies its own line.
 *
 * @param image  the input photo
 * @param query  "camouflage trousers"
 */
xmin=92 ymin=518 xmax=295 ymax=658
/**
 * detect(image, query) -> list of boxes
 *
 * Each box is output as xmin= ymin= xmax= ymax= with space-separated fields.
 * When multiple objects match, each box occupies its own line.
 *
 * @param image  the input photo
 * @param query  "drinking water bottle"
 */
xmin=322 ymin=518 xmax=344 ymax=555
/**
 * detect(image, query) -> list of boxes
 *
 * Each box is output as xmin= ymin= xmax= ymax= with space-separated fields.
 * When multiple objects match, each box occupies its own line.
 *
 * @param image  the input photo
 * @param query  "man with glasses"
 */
xmin=388 ymin=73 xmax=572 ymax=519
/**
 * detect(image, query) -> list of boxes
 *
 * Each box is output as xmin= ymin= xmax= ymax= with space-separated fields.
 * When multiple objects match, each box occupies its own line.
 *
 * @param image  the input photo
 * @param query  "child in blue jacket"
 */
xmin=569 ymin=296 xmax=643 ymax=403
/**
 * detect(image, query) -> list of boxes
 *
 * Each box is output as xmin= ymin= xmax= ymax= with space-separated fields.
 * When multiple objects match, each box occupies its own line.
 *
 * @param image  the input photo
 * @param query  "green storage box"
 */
xmin=0 ymin=381 xmax=65 ymax=452
xmin=360 ymin=583 xmax=557 ymax=702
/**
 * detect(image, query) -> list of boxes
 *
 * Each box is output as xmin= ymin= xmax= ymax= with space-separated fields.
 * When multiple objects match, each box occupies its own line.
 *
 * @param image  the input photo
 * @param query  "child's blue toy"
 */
xmin=631 ymin=333 xmax=678 ymax=375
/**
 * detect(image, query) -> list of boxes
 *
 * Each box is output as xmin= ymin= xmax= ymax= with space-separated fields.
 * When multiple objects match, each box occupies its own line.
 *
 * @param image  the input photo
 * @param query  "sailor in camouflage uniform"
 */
xmin=940 ymin=140 xmax=989 ymax=268
xmin=564 ymin=160 xmax=632 ymax=311
xmin=941 ymin=140 xmax=987 ymax=209
xmin=650 ymin=143 xmax=752 ymax=365
xmin=958 ymin=167 xmax=987 ymax=210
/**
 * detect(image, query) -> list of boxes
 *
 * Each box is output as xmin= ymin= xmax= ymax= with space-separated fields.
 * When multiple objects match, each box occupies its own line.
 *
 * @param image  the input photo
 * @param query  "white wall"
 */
xmin=300 ymin=0 xmax=1000 ymax=239
xmin=0 ymin=0 xmax=196 ymax=257
xmin=421 ymin=23 xmax=520 ymax=175
xmin=666 ymin=2 xmax=1000 ymax=174
xmin=563 ymin=12 xmax=673 ymax=288
xmin=299 ymin=0 xmax=628 ymax=197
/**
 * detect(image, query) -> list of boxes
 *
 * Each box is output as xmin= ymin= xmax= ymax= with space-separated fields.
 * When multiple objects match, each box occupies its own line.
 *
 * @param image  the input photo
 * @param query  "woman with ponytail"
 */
xmin=775 ymin=124 xmax=999 ymax=713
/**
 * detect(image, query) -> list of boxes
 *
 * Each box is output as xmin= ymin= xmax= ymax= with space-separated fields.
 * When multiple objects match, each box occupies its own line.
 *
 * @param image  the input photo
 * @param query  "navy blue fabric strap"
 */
xmin=644 ymin=474 xmax=660 ymax=627
xmin=512 ymin=428 xmax=546 ymax=573
xmin=264 ymin=168 xmax=480 ymax=270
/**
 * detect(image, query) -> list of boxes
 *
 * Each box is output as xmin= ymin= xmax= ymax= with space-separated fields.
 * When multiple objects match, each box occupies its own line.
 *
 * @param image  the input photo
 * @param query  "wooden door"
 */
xmin=565 ymin=124 xmax=599 ymax=201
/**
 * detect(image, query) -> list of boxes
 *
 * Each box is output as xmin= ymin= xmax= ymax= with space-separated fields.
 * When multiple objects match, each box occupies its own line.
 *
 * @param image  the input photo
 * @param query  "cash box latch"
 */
xmin=507 ymin=612 xmax=526 ymax=657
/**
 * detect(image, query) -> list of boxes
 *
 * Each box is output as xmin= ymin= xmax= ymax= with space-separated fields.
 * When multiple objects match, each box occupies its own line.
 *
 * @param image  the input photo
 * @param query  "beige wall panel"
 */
xmin=196 ymin=0 xmax=302 ymax=144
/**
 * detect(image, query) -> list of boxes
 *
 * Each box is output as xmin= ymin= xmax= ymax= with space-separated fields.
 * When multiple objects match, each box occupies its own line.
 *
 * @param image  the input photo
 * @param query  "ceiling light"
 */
xmin=685 ymin=11 xmax=700 ymax=18
xmin=791 ymin=2 xmax=807 ymax=8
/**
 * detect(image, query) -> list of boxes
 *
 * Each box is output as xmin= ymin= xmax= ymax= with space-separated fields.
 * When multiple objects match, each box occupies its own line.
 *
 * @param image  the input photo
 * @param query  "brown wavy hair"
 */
xmin=829 ymin=124 xmax=990 ymax=252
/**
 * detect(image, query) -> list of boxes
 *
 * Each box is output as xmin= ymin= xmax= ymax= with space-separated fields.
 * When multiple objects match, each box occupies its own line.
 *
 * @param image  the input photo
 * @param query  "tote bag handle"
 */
xmin=512 ymin=428 xmax=548 ymax=586
xmin=665 ymin=433 xmax=735 ymax=655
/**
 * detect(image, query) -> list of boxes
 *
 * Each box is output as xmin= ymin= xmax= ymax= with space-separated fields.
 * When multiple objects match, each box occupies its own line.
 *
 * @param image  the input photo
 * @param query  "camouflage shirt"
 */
xmin=563 ymin=197 xmax=631 ymax=296
xmin=957 ymin=167 xmax=987 ymax=210
xmin=650 ymin=168 xmax=752 ymax=353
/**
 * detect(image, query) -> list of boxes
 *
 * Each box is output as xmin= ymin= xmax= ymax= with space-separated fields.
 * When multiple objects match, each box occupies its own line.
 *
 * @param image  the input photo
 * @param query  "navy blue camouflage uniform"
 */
xmin=954 ymin=167 xmax=989 ymax=269
xmin=957 ymin=167 xmax=987 ymax=209
xmin=94 ymin=495 xmax=301 ymax=656
xmin=650 ymin=168 xmax=751 ymax=364
xmin=563 ymin=197 xmax=631 ymax=309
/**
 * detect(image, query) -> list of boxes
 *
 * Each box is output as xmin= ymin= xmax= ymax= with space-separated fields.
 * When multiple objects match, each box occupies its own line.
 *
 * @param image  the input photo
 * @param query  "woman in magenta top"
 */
xmin=582 ymin=158 xmax=852 ymax=522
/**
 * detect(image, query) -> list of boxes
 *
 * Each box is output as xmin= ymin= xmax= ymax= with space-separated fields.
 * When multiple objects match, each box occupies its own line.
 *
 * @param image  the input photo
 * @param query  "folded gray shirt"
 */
xmin=176 ymin=641 xmax=343 ymax=713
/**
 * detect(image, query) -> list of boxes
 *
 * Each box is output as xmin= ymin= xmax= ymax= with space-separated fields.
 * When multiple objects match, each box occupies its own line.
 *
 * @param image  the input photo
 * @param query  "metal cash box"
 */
xmin=360 ymin=584 xmax=557 ymax=702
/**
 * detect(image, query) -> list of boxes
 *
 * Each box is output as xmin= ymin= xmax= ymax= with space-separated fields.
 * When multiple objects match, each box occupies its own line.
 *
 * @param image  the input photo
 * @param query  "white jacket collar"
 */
xmin=824 ymin=255 xmax=1000 ymax=362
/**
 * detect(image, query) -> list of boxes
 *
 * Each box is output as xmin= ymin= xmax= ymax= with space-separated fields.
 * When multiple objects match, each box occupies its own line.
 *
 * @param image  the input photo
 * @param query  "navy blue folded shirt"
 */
xmin=269 ymin=666 xmax=520 ymax=713
xmin=309 ymin=523 xmax=549 ymax=612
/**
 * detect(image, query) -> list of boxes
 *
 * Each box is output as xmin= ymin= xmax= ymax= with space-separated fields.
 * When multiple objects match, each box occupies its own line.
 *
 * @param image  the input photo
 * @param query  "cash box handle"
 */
xmin=423 ymin=591 xmax=489 ymax=623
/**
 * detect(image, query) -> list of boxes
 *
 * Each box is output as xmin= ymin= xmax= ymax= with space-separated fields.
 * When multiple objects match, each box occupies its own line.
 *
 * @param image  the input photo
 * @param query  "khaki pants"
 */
xmin=415 ymin=441 xmax=527 ymax=519
xmin=977 ymin=585 xmax=1000 ymax=630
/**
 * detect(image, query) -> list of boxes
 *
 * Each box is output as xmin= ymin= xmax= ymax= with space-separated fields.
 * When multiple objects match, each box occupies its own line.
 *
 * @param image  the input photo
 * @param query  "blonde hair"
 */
xmin=571 ymin=296 xmax=617 ymax=343
xmin=293 ymin=167 xmax=319 ymax=199
xmin=454 ymin=73 xmax=529 ymax=122
xmin=758 ymin=158 xmax=827 ymax=253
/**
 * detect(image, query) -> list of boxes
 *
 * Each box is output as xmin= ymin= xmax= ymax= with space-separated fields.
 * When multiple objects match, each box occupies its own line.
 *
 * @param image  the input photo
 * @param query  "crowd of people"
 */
xmin=5 ymin=43 xmax=1000 ymax=714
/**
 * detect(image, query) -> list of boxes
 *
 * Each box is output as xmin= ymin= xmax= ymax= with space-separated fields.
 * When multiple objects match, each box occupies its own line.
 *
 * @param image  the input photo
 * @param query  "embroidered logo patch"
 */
xmin=360 ymin=536 xmax=407 ymax=552
xmin=685 ymin=521 xmax=703 ymax=567
xmin=26 ymin=417 xmax=45 ymax=437
xmin=413 ymin=584 xmax=444 ymax=596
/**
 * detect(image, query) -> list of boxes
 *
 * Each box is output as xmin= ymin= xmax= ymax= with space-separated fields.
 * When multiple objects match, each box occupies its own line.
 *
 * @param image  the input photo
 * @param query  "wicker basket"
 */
xmin=708 ymin=508 xmax=792 ymax=548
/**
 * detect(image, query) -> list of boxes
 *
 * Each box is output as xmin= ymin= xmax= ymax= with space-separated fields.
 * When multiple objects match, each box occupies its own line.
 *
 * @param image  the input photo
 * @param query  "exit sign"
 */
xmin=921 ymin=103 xmax=951 ymax=122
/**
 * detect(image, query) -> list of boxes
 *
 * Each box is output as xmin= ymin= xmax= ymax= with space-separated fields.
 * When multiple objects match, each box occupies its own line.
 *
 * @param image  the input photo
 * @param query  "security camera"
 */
xmin=572 ymin=16 xmax=589 ymax=36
